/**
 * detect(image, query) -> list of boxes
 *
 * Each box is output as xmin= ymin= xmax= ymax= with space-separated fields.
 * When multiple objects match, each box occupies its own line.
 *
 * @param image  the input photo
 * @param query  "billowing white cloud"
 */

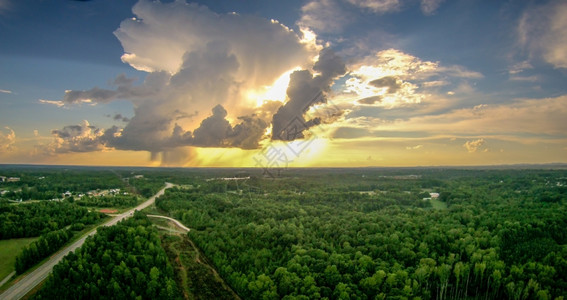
xmin=116 ymin=0 xmax=312 ymax=77
xmin=45 ymin=0 xmax=317 ymax=162
xmin=0 ymin=127 xmax=16 ymax=153
xmin=518 ymin=1 xmax=567 ymax=69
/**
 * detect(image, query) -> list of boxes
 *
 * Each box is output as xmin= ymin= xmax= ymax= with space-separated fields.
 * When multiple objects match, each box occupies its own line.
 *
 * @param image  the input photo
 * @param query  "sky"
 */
xmin=0 ymin=0 xmax=566 ymax=168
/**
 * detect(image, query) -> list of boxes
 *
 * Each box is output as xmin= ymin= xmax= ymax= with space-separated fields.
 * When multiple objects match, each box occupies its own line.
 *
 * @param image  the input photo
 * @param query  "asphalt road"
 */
xmin=0 ymin=182 xmax=174 ymax=300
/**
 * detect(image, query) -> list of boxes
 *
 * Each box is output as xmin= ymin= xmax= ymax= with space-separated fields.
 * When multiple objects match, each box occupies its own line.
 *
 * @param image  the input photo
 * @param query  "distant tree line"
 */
xmin=0 ymin=169 xmax=125 ymax=200
xmin=0 ymin=201 xmax=103 ymax=239
xmin=76 ymin=195 xmax=140 ymax=208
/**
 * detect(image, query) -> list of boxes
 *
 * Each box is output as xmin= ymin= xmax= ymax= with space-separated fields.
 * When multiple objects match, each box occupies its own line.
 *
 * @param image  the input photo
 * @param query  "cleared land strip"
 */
xmin=147 ymin=214 xmax=191 ymax=233
xmin=0 ymin=183 xmax=174 ymax=300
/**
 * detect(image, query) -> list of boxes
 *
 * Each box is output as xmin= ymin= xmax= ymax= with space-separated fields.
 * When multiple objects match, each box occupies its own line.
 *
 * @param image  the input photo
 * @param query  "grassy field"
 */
xmin=0 ymin=237 xmax=37 ymax=280
xmin=430 ymin=198 xmax=448 ymax=209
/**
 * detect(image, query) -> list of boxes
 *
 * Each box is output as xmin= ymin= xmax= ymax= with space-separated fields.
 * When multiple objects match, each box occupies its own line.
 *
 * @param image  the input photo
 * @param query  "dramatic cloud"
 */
xmin=343 ymin=49 xmax=482 ymax=108
xmin=518 ymin=1 xmax=567 ymax=69
xmin=116 ymin=0 xmax=312 ymax=76
xmin=45 ymin=104 xmax=271 ymax=157
xmin=463 ymin=138 xmax=486 ymax=153
xmin=271 ymin=48 xmax=346 ymax=140
xmin=0 ymin=127 xmax=16 ymax=152
xmin=44 ymin=0 xmax=316 ymax=161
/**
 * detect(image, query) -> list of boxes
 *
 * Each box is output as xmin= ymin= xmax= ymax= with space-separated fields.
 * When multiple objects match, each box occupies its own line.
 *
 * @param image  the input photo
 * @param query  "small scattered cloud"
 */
xmin=463 ymin=138 xmax=486 ymax=153
xmin=39 ymin=99 xmax=65 ymax=107
xmin=109 ymin=113 xmax=130 ymax=123
xmin=0 ymin=89 xmax=13 ymax=94
xmin=346 ymin=0 xmax=401 ymax=14
xmin=406 ymin=144 xmax=423 ymax=150
xmin=422 ymin=80 xmax=449 ymax=88
xmin=509 ymin=75 xmax=539 ymax=82
xmin=0 ymin=127 xmax=16 ymax=153
xmin=0 ymin=0 xmax=12 ymax=16
xmin=357 ymin=96 xmax=381 ymax=105
xmin=509 ymin=61 xmax=533 ymax=75
xmin=299 ymin=0 xmax=351 ymax=33
xmin=420 ymin=0 xmax=445 ymax=15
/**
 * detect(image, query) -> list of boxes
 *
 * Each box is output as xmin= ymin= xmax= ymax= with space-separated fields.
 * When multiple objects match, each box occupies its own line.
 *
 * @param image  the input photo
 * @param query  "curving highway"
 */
xmin=0 ymin=182 xmax=174 ymax=300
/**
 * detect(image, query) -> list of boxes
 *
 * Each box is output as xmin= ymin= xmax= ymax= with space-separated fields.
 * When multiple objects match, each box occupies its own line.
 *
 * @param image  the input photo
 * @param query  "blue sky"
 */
xmin=1 ymin=0 xmax=566 ymax=166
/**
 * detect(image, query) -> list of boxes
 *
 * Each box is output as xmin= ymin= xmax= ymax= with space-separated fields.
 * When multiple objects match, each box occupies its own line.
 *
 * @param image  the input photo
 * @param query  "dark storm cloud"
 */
xmin=369 ymin=76 xmax=401 ymax=93
xmin=111 ymin=113 xmax=130 ymax=122
xmin=357 ymin=96 xmax=382 ymax=105
xmin=271 ymin=48 xmax=346 ymax=141
xmin=47 ymin=105 xmax=270 ymax=155
xmin=62 ymin=73 xmax=164 ymax=105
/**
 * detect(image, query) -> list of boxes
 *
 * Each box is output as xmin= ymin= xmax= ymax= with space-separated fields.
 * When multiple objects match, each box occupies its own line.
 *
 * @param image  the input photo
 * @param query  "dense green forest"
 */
xmin=34 ymin=212 xmax=181 ymax=299
xmin=14 ymin=228 xmax=73 ymax=274
xmin=0 ymin=201 xmax=103 ymax=239
xmin=3 ymin=166 xmax=567 ymax=299
xmin=154 ymin=169 xmax=567 ymax=299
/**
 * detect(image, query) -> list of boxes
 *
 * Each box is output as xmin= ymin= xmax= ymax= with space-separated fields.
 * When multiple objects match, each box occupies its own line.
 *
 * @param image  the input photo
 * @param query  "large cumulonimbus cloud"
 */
xmin=44 ymin=0 xmax=323 ymax=159
xmin=47 ymin=46 xmax=346 ymax=158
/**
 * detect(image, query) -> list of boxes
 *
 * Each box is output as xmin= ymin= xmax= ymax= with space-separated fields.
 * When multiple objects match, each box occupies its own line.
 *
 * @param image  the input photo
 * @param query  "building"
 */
xmin=7 ymin=177 xmax=20 ymax=182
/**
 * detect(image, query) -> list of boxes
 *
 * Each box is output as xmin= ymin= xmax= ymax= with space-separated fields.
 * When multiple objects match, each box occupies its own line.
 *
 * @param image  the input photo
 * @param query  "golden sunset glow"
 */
xmin=0 ymin=0 xmax=566 ymax=167
xmin=248 ymin=68 xmax=300 ymax=107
